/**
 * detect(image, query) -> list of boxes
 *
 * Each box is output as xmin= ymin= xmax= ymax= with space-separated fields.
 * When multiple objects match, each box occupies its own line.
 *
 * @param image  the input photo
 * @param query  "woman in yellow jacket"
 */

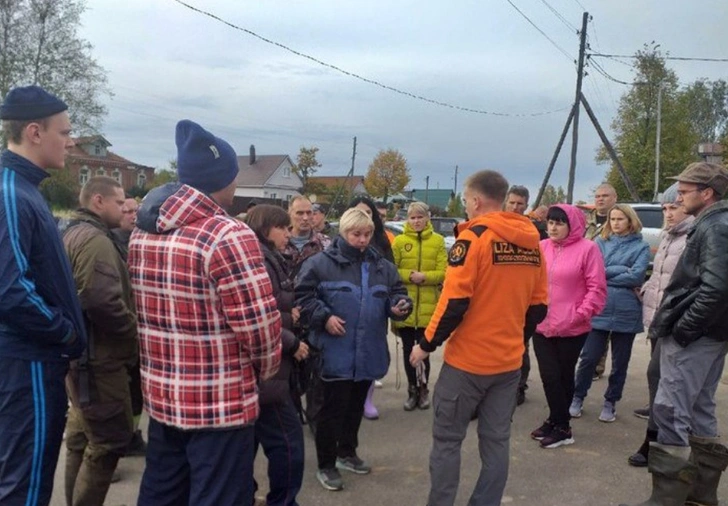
xmin=392 ymin=202 xmax=448 ymax=410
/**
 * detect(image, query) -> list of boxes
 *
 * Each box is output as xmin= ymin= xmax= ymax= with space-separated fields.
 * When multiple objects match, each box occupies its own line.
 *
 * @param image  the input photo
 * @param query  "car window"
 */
xmin=633 ymin=208 xmax=663 ymax=229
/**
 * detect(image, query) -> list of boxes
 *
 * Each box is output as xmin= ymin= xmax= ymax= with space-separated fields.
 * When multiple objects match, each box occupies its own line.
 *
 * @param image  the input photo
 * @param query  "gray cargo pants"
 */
xmin=427 ymin=363 xmax=519 ymax=506
xmin=653 ymin=336 xmax=728 ymax=446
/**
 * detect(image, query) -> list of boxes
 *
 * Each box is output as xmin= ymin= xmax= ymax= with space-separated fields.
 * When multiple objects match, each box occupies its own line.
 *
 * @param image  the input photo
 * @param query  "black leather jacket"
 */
xmin=650 ymin=201 xmax=728 ymax=347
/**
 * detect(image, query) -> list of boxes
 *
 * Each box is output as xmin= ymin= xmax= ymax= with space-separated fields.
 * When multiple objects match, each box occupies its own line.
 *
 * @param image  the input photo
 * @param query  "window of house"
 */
xmin=79 ymin=167 xmax=89 ymax=185
xmin=96 ymin=167 xmax=106 ymax=176
xmin=112 ymin=169 xmax=122 ymax=184
xmin=283 ymin=167 xmax=291 ymax=177
xmin=137 ymin=173 xmax=146 ymax=188
xmin=270 ymin=193 xmax=277 ymax=200
xmin=286 ymin=194 xmax=293 ymax=203
xmin=94 ymin=145 xmax=101 ymax=155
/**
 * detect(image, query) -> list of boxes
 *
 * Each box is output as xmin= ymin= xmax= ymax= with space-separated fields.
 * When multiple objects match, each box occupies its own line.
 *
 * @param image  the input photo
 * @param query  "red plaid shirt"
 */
xmin=128 ymin=185 xmax=281 ymax=429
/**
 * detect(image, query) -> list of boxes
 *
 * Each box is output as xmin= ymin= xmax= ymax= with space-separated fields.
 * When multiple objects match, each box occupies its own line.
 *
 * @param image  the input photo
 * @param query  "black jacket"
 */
xmin=258 ymin=243 xmax=300 ymax=405
xmin=650 ymin=201 xmax=728 ymax=347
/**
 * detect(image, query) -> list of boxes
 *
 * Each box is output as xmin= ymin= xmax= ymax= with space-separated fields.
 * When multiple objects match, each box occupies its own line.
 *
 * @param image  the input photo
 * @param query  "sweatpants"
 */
xmin=0 ymin=358 xmax=69 ymax=506
xmin=428 ymin=363 xmax=519 ymax=506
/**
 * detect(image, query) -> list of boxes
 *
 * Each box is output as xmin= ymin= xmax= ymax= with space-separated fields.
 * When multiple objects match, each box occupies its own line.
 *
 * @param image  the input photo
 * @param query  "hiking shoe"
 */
xmin=633 ymin=407 xmax=649 ymax=420
xmin=336 ymin=455 xmax=371 ymax=475
xmin=316 ymin=468 xmax=344 ymax=491
xmin=599 ymin=401 xmax=617 ymax=423
xmin=404 ymin=386 xmax=418 ymax=411
xmin=418 ymin=385 xmax=430 ymax=410
xmin=530 ymin=420 xmax=554 ymax=441
xmin=569 ymin=397 xmax=583 ymax=418
xmin=540 ymin=426 xmax=575 ymax=449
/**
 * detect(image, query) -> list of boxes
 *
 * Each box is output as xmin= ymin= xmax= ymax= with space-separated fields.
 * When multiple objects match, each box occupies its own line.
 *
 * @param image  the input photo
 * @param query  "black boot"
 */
xmin=403 ymin=386 xmax=418 ymax=411
xmin=629 ymin=429 xmax=658 ymax=467
xmin=685 ymin=436 xmax=728 ymax=506
xmin=620 ymin=443 xmax=697 ymax=506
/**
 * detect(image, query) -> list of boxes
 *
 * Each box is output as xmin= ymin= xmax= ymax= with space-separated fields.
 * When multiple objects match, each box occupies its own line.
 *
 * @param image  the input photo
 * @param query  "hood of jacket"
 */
xmin=136 ymin=182 xmax=227 ymax=234
xmin=550 ymin=204 xmax=587 ymax=246
xmin=325 ymin=235 xmax=382 ymax=265
xmin=457 ymin=211 xmax=540 ymax=250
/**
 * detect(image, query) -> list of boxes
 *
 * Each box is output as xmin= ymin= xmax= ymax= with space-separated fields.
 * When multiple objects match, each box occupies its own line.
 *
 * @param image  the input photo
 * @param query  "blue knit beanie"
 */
xmin=0 ymin=85 xmax=68 ymax=120
xmin=175 ymin=120 xmax=239 ymax=194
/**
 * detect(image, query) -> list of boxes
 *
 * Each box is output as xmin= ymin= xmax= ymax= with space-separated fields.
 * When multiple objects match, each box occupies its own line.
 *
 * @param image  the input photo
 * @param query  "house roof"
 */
xmin=67 ymin=138 xmax=153 ymax=171
xmin=235 ymin=155 xmax=290 ymax=186
xmin=309 ymin=176 xmax=366 ymax=192
xmin=74 ymin=135 xmax=111 ymax=147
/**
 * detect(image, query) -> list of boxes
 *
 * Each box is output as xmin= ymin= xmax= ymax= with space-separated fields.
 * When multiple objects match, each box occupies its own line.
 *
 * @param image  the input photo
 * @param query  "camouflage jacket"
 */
xmin=283 ymin=231 xmax=331 ymax=277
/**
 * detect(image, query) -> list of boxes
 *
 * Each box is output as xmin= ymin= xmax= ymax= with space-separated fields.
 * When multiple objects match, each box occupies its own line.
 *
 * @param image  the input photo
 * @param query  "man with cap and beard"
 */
xmin=624 ymin=161 xmax=728 ymax=506
xmin=129 ymin=120 xmax=282 ymax=506
xmin=0 ymin=85 xmax=87 ymax=506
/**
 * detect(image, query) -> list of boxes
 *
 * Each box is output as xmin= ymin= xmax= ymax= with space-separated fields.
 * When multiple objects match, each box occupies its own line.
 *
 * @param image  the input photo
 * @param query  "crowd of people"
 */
xmin=1 ymin=84 xmax=728 ymax=506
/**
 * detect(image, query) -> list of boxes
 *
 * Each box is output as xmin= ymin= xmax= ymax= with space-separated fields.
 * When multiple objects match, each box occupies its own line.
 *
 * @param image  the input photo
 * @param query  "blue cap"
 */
xmin=0 ymin=85 xmax=68 ymax=120
xmin=175 ymin=120 xmax=239 ymax=194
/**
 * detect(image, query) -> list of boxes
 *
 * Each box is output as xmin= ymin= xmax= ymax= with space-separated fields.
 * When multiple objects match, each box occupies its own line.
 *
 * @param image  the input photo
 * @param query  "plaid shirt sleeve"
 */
xmin=209 ymin=227 xmax=282 ymax=381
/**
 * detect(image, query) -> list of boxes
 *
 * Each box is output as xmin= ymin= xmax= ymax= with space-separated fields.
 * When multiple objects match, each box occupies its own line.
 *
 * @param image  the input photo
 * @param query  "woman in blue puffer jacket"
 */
xmin=295 ymin=208 xmax=411 ymax=492
xmin=570 ymin=203 xmax=650 ymax=424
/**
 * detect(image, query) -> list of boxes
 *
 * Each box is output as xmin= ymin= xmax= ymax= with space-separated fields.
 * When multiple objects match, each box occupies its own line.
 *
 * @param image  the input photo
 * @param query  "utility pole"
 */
xmin=453 ymin=165 xmax=459 ymax=195
xmin=425 ymin=175 xmax=430 ymax=205
xmin=566 ymin=12 xmax=589 ymax=204
xmin=534 ymin=13 xmax=640 ymax=207
xmin=327 ymin=136 xmax=357 ymax=217
xmin=653 ymin=83 xmax=663 ymax=201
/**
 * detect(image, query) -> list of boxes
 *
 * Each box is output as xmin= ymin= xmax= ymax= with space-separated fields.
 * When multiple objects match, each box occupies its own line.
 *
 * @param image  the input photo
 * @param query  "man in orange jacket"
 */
xmin=411 ymin=170 xmax=548 ymax=506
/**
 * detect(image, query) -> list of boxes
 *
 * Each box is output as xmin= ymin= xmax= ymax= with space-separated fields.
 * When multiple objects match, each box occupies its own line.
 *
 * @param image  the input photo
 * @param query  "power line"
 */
xmin=592 ymin=53 xmax=728 ymax=63
xmin=539 ymin=0 xmax=577 ymax=32
xmin=170 ymin=0 xmax=570 ymax=118
xmin=504 ymin=0 xmax=575 ymax=62
xmin=589 ymin=58 xmax=634 ymax=85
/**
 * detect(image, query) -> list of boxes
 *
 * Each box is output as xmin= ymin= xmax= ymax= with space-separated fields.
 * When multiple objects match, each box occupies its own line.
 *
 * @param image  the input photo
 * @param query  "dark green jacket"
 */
xmin=63 ymin=209 xmax=137 ymax=367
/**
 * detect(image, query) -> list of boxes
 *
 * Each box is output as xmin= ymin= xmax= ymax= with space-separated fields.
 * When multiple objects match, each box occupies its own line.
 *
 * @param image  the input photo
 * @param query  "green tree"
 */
xmin=40 ymin=166 xmax=79 ymax=210
xmin=292 ymin=146 xmax=321 ymax=194
xmin=679 ymin=79 xmax=728 ymax=143
xmin=540 ymin=184 xmax=566 ymax=206
xmin=364 ymin=149 xmax=410 ymax=204
xmin=0 ymin=0 xmax=111 ymax=139
xmin=446 ymin=192 xmax=464 ymax=217
xmin=597 ymin=44 xmax=698 ymax=200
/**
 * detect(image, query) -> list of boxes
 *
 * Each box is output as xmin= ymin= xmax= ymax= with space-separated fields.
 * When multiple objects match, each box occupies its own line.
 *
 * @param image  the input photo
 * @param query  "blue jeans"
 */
xmin=137 ymin=419 xmax=255 ymax=506
xmin=574 ymin=329 xmax=636 ymax=404
xmin=254 ymin=399 xmax=304 ymax=506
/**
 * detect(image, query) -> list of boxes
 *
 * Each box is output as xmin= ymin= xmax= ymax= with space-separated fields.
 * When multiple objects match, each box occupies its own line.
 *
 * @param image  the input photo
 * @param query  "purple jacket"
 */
xmin=536 ymin=204 xmax=607 ymax=338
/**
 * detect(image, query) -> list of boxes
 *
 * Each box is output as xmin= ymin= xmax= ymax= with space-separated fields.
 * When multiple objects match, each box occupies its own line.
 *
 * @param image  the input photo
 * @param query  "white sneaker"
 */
xmin=374 ymin=380 xmax=383 ymax=388
xmin=599 ymin=401 xmax=616 ymax=423
xmin=569 ymin=397 xmax=583 ymax=418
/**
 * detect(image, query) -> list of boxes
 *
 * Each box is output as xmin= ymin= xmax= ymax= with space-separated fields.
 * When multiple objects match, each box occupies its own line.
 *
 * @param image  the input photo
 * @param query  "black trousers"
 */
xmin=519 ymin=333 xmax=531 ymax=392
xmin=533 ymin=332 xmax=588 ymax=427
xmin=315 ymin=379 xmax=371 ymax=470
xmin=399 ymin=327 xmax=431 ymax=387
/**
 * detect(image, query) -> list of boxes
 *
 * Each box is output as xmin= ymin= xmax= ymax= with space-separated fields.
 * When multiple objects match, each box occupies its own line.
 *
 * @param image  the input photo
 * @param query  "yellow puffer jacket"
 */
xmin=392 ymin=222 xmax=447 ymax=329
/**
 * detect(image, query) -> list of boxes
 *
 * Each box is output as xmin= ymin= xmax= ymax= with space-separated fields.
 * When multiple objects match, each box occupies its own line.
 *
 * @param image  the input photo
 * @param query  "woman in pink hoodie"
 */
xmin=530 ymin=204 xmax=607 ymax=449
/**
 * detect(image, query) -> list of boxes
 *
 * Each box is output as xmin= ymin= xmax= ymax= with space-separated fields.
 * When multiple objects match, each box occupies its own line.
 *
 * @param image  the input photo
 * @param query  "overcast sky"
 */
xmin=78 ymin=0 xmax=728 ymax=202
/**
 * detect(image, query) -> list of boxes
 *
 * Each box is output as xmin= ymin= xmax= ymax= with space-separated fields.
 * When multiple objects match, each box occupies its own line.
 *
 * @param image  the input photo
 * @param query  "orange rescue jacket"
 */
xmin=422 ymin=211 xmax=548 ymax=375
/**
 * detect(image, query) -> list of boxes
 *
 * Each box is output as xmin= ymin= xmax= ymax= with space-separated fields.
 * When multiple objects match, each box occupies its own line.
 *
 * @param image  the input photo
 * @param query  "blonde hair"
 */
xmin=602 ymin=204 xmax=642 ymax=238
xmin=339 ymin=208 xmax=374 ymax=235
xmin=407 ymin=201 xmax=429 ymax=217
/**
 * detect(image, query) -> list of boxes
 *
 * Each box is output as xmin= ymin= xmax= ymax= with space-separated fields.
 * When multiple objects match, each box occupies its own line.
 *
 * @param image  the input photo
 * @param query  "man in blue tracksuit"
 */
xmin=0 ymin=86 xmax=87 ymax=506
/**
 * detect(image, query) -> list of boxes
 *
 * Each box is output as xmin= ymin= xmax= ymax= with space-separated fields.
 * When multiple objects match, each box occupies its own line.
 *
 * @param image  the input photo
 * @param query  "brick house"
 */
xmin=66 ymin=135 xmax=155 ymax=192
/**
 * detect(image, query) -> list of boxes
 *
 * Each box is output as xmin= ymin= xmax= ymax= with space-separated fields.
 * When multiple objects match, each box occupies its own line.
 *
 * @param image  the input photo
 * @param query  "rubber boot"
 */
xmin=71 ymin=452 xmax=121 ymax=506
xmin=685 ymin=436 xmax=728 ymax=506
xmin=403 ymin=386 xmax=418 ymax=411
xmin=418 ymin=384 xmax=430 ymax=410
xmin=363 ymin=383 xmax=379 ymax=420
xmin=629 ymin=429 xmax=658 ymax=468
xmin=619 ymin=443 xmax=697 ymax=506
xmin=65 ymin=449 xmax=84 ymax=506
